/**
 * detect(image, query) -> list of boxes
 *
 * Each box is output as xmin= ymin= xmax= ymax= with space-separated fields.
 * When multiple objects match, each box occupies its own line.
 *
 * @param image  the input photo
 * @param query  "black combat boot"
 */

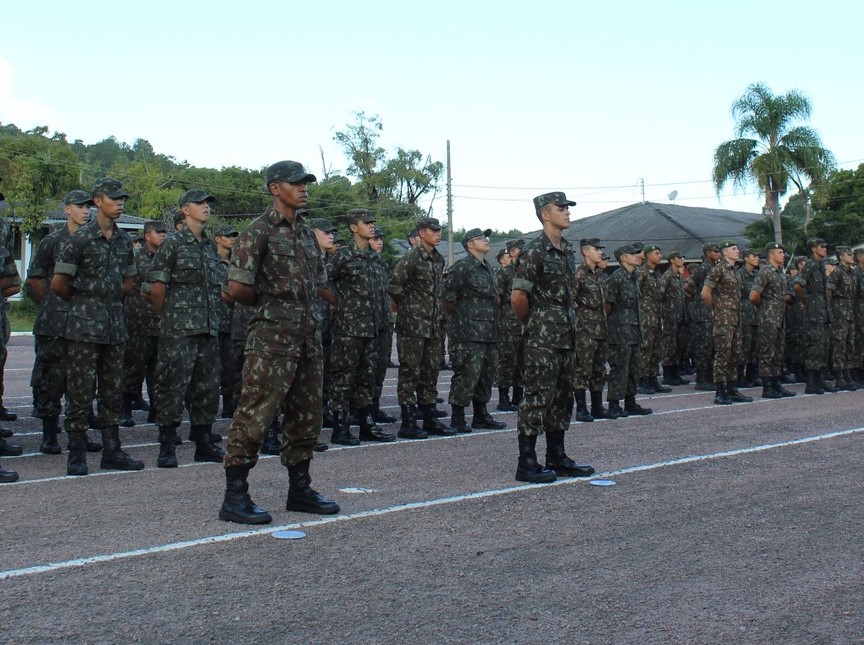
xmin=359 ymin=406 xmax=396 ymax=442
xmin=762 ymin=379 xmax=781 ymax=399
xmin=0 ymin=461 xmax=18 ymax=483
xmin=133 ymin=394 xmax=150 ymax=411
xmin=190 ymin=424 xmax=225 ymax=463
xmin=820 ymin=369 xmax=840 ymax=393
xmin=511 ymin=387 xmax=524 ymax=405
xmin=262 ymin=416 xmax=282 ymax=455
xmin=219 ymin=466 xmax=272 ymax=525
xmin=605 ymin=400 xmax=625 ymax=419
xmin=496 ymin=389 xmax=519 ymax=412
xmin=330 ymin=411 xmax=360 ymax=446
xmin=804 ymin=369 xmax=823 ymax=394
xmin=545 ymin=431 xmax=595 ymax=477
xmin=157 ymin=425 xmax=178 ymax=468
xmin=843 ymin=370 xmax=859 ymax=391
xmin=773 ymin=377 xmax=796 ymax=398
xmin=726 ymin=383 xmax=753 ymax=403
xmin=285 ymin=459 xmax=340 ymax=515
xmin=397 ymin=405 xmax=428 ymax=439
xmin=0 ymin=436 xmax=22 ymax=457
xmin=40 ymin=415 xmax=62 ymax=454
xmin=471 ymin=402 xmax=506 ymax=430
xmin=650 ymin=376 xmax=672 ymax=393
xmin=322 ymin=402 xmax=336 ymax=429
xmin=694 ymin=370 xmax=714 ymax=391
xmin=590 ymin=391 xmax=612 ymax=419
xmin=713 ymin=383 xmax=732 ymax=405
xmin=100 ymin=426 xmax=145 ymax=471
xmin=120 ymin=393 xmax=136 ymax=428
xmin=449 ymin=405 xmax=471 ymax=433
xmin=370 ymin=398 xmax=397 ymax=424
xmin=421 ymin=404 xmax=456 ymax=435
xmin=84 ymin=430 xmax=102 ymax=452
xmin=661 ymin=365 xmax=677 ymax=386
xmin=672 ymin=365 xmax=690 ymax=385
xmin=737 ymin=364 xmax=750 ymax=387
xmin=573 ymin=389 xmax=594 ymax=423
xmin=624 ymin=395 xmax=652 ymax=415
xmin=636 ymin=377 xmax=655 ymax=395
xmin=0 ymin=405 xmax=17 ymax=421
xmin=66 ymin=431 xmax=88 ymax=476
xmin=0 ymin=426 xmax=11 ymax=438
xmin=852 ymin=368 xmax=864 ymax=386
xmin=515 ymin=434 xmax=556 ymax=483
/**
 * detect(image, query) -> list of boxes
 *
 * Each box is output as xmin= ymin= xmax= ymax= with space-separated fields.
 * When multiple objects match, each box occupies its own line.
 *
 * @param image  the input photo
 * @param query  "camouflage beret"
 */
xmin=764 ymin=242 xmax=784 ymax=254
xmin=533 ymin=191 xmax=576 ymax=214
xmin=416 ymin=217 xmax=441 ymax=231
xmin=461 ymin=228 xmax=491 ymax=248
xmin=214 ymin=225 xmax=238 ymax=237
xmin=703 ymin=242 xmax=720 ymax=253
xmin=643 ymin=243 xmax=661 ymax=254
xmin=63 ymin=190 xmax=94 ymax=207
xmin=91 ymin=177 xmax=129 ymax=199
xmin=265 ymin=160 xmax=316 ymax=186
xmin=179 ymin=188 xmax=216 ymax=207
xmin=506 ymin=238 xmax=526 ymax=251
xmin=580 ymin=238 xmax=604 ymax=249
xmin=718 ymin=240 xmax=737 ymax=249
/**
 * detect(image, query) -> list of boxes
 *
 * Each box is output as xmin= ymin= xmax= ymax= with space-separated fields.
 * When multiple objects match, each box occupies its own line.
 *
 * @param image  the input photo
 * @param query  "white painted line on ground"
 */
xmin=1 ymin=426 xmax=860 ymax=581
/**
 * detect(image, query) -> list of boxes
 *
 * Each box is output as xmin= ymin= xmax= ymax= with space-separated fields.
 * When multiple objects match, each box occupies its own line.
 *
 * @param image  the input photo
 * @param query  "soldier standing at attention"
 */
xmin=495 ymin=239 xmax=525 ymax=411
xmin=388 ymin=217 xmax=452 ymax=439
xmin=0 ymin=179 xmax=17 ymax=482
xmin=738 ymin=249 xmax=761 ymax=387
xmin=605 ymin=243 xmax=652 ymax=418
xmin=369 ymin=225 xmax=397 ymax=424
xmin=511 ymin=192 xmax=594 ymax=483
xmin=145 ymin=189 xmax=225 ymax=467
xmin=853 ymin=248 xmax=864 ymax=385
xmin=660 ymin=251 xmax=688 ymax=386
xmin=795 ymin=238 xmax=838 ymax=394
xmin=636 ymin=244 xmax=671 ymax=395
xmin=51 ymin=178 xmax=143 ymax=476
xmin=572 ymin=238 xmax=610 ymax=421
xmin=702 ymin=241 xmax=752 ymax=405
xmin=685 ymin=243 xmax=721 ymax=390
xmin=827 ymin=245 xmax=859 ymax=391
xmin=213 ymin=225 xmax=240 ymax=416
xmin=0 ymin=182 xmax=22 ymax=465
xmin=750 ymin=242 xmax=796 ymax=399
xmin=328 ymin=208 xmax=395 ymax=445
xmin=442 ymin=228 xmax=505 ymax=432
xmin=120 ymin=220 xmax=167 ymax=427
xmin=309 ymin=218 xmax=338 ymax=432
xmin=219 ymin=161 xmax=339 ymax=525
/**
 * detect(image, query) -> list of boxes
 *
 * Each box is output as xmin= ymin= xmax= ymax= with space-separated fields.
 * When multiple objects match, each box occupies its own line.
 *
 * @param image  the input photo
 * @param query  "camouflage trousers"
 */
xmin=606 ymin=343 xmax=639 ymax=402
xmin=0 ymin=322 xmax=6 ymax=403
xmin=785 ymin=319 xmax=805 ymax=365
xmin=219 ymin=332 xmax=238 ymax=409
xmin=396 ymin=334 xmax=442 ymax=406
xmin=448 ymin=341 xmax=496 ymax=407
xmin=802 ymin=322 xmax=830 ymax=370
xmin=496 ymin=334 xmax=524 ymax=391
xmin=224 ymin=339 xmax=322 ymax=469
xmin=517 ymin=345 xmax=575 ymax=437
xmin=758 ymin=323 xmax=785 ymax=378
xmin=574 ymin=335 xmax=606 ymax=392
xmin=64 ymin=340 xmax=124 ymax=434
xmin=856 ymin=325 xmax=864 ymax=369
xmin=740 ymin=323 xmax=759 ymax=366
xmin=830 ymin=317 xmax=856 ymax=370
xmin=154 ymin=334 xmax=220 ymax=427
xmin=330 ymin=334 xmax=377 ymax=413
xmin=639 ymin=325 xmax=662 ymax=379
xmin=223 ymin=338 xmax=247 ymax=415
xmin=661 ymin=320 xmax=684 ymax=367
xmin=122 ymin=332 xmax=158 ymax=398
xmin=712 ymin=323 xmax=742 ymax=383
xmin=691 ymin=321 xmax=714 ymax=372
xmin=322 ymin=335 xmax=332 ymax=403
xmin=33 ymin=335 xmax=67 ymax=418
xmin=373 ymin=328 xmax=390 ymax=399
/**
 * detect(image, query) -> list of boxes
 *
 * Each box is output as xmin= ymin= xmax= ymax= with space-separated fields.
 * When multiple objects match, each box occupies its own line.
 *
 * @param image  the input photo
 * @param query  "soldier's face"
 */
xmin=351 ymin=219 xmax=376 ymax=240
xmin=839 ymin=251 xmax=854 ymax=266
xmin=706 ymin=250 xmax=721 ymax=262
xmin=145 ymin=229 xmax=167 ymax=250
xmin=499 ymin=254 xmax=511 ymax=266
xmin=722 ymin=246 xmax=739 ymax=262
xmin=813 ymin=244 xmax=827 ymax=259
xmin=581 ymin=245 xmax=602 ymax=265
xmin=370 ymin=237 xmax=384 ymax=253
xmin=646 ymin=249 xmax=662 ymax=266
xmin=93 ymin=194 xmax=124 ymax=219
xmin=270 ymin=180 xmax=308 ymax=210
xmin=857 ymin=253 xmax=864 ymax=267
xmin=468 ymin=235 xmax=490 ymax=254
xmin=670 ymin=257 xmax=683 ymax=269
xmin=767 ymin=249 xmax=784 ymax=267
xmin=543 ymin=204 xmax=571 ymax=231
xmin=745 ymin=253 xmax=759 ymax=268
xmin=419 ymin=227 xmax=441 ymax=247
xmin=65 ymin=203 xmax=91 ymax=227
xmin=313 ymin=228 xmax=334 ymax=253
xmin=182 ymin=201 xmax=210 ymax=224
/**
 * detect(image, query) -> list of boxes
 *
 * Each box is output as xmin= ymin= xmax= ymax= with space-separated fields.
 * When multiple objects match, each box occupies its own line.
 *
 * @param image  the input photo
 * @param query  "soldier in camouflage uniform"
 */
xmin=636 ymin=244 xmax=671 ymax=395
xmin=702 ymin=241 xmax=752 ymax=405
xmin=213 ymin=225 xmax=240 ymax=416
xmin=442 ymin=228 xmax=505 ymax=432
xmin=0 ymin=180 xmax=18 ymax=482
xmin=605 ymin=243 xmax=652 ymax=417
xmin=784 ymin=256 xmax=808 ymax=382
xmin=750 ymin=242 xmax=796 ymax=399
xmin=827 ymin=245 xmax=859 ymax=391
xmin=309 ymin=218 xmax=337 ymax=432
xmin=685 ymin=243 xmax=720 ymax=389
xmin=854 ymin=249 xmax=864 ymax=384
xmin=219 ymin=161 xmax=339 ymax=525
xmin=738 ymin=249 xmax=761 ymax=387
xmin=0 ymin=185 xmax=22 ymax=465
xmin=121 ymin=220 xmax=166 ymax=427
xmin=388 ymin=217 xmax=453 ymax=439
xmin=511 ymin=192 xmax=594 ymax=483
xmin=495 ymin=238 xmax=525 ymax=411
xmin=369 ymin=225 xmax=397 ymax=424
xmin=660 ymin=251 xmax=688 ymax=386
xmin=794 ymin=238 xmax=838 ymax=394
xmin=51 ymin=178 xmax=143 ymax=476
xmin=145 ymin=189 xmax=225 ymax=467
xmin=328 ymin=208 xmax=395 ymax=444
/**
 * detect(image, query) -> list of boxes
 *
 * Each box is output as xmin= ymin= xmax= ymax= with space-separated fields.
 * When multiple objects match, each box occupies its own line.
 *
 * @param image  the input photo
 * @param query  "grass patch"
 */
xmin=8 ymin=298 xmax=36 ymax=333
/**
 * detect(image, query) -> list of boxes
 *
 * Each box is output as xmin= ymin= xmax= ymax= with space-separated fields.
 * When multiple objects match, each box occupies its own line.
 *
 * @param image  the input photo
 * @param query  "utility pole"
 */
xmin=638 ymin=178 xmax=645 ymax=203
xmin=446 ymin=140 xmax=453 ymax=266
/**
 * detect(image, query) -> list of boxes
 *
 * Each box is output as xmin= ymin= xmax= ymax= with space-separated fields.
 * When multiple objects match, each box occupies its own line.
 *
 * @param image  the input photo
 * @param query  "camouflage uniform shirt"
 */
xmin=704 ymin=261 xmax=742 ymax=326
xmin=125 ymin=246 xmax=161 ymax=337
xmin=388 ymin=244 xmax=445 ymax=339
xmin=605 ymin=267 xmax=642 ymax=346
xmin=795 ymin=258 xmax=832 ymax=324
xmin=496 ymin=263 xmax=522 ymax=337
xmin=751 ymin=265 xmax=787 ymax=328
xmin=329 ymin=241 xmax=385 ymax=338
xmin=28 ymin=227 xmax=71 ymax=338
xmin=442 ymin=253 xmax=499 ymax=343
xmin=635 ymin=265 xmax=663 ymax=330
xmin=572 ymin=262 xmax=607 ymax=340
xmin=660 ymin=268 xmax=685 ymax=326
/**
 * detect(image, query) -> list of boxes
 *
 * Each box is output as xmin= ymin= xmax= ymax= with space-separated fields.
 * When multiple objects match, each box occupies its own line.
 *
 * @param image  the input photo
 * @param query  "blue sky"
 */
xmin=2 ymin=1 xmax=861 ymax=234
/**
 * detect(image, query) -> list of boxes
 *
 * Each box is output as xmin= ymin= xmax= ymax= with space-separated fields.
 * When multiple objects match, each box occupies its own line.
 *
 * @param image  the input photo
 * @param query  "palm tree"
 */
xmin=713 ymin=83 xmax=835 ymax=244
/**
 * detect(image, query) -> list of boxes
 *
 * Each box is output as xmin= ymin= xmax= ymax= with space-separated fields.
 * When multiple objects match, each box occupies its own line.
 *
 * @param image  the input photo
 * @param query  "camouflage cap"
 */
xmin=703 ymin=242 xmax=720 ymax=253
xmin=855 ymin=248 xmax=864 ymax=256
xmin=666 ymin=251 xmax=683 ymax=260
xmin=824 ymin=256 xmax=838 ymax=266
xmin=580 ymin=238 xmax=605 ymax=249
xmin=643 ymin=243 xmax=661 ymax=254
xmin=214 ymin=225 xmax=238 ymax=237
xmin=265 ymin=160 xmax=316 ymax=186
xmin=332 ymin=230 xmax=342 ymax=243
xmin=614 ymin=242 xmax=644 ymax=258
xmin=173 ymin=211 xmax=185 ymax=225
xmin=91 ymin=177 xmax=129 ymax=199
xmin=372 ymin=225 xmax=385 ymax=238
xmin=416 ymin=217 xmax=441 ymax=231
xmin=532 ymin=191 xmax=576 ymax=214
xmin=506 ymin=238 xmax=526 ymax=251
xmin=764 ymin=242 xmax=784 ymax=254
xmin=63 ymin=190 xmax=94 ymax=207
xmin=346 ymin=208 xmax=375 ymax=225
xmin=406 ymin=228 xmax=419 ymax=241
xmin=496 ymin=248 xmax=507 ymax=260
xmin=144 ymin=220 xmax=167 ymax=233
xmin=807 ymin=237 xmax=828 ymax=248
xmin=743 ymin=248 xmax=759 ymax=257
xmin=461 ymin=228 xmax=491 ymax=248
xmin=308 ymin=218 xmax=338 ymax=233
xmin=835 ymin=245 xmax=852 ymax=255
xmin=179 ymin=188 xmax=216 ymax=207
xmin=719 ymin=240 xmax=737 ymax=249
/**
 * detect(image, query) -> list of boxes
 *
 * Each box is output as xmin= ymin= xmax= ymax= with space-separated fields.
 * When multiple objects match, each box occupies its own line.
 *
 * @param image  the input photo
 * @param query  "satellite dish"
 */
xmin=668 ymin=190 xmax=678 ymax=202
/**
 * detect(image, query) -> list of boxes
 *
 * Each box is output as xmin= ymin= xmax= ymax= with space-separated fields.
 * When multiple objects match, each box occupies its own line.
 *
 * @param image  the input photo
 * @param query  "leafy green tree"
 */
xmin=805 ymin=164 xmax=864 ymax=247
xmin=384 ymin=148 xmax=444 ymax=206
xmin=333 ymin=111 xmax=391 ymax=203
xmin=713 ymin=82 xmax=835 ymax=244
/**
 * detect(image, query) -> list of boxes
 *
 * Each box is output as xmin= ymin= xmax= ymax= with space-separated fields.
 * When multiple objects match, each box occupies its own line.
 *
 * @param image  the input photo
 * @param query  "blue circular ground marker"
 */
xmin=272 ymin=530 xmax=306 ymax=540
xmin=589 ymin=479 xmax=616 ymax=487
